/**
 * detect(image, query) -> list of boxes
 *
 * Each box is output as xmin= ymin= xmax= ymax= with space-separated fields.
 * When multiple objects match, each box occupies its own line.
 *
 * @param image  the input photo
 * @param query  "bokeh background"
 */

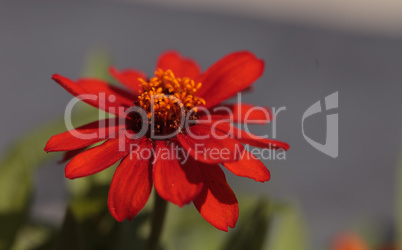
xmin=1 ymin=0 xmax=402 ymax=249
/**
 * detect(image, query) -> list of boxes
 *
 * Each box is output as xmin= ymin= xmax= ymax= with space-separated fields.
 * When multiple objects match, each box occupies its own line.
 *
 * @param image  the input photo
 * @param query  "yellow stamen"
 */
xmin=135 ymin=69 xmax=205 ymax=134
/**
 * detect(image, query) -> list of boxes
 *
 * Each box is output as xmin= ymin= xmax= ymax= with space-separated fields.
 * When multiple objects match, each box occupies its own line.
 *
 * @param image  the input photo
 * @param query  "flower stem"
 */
xmin=147 ymin=192 xmax=168 ymax=250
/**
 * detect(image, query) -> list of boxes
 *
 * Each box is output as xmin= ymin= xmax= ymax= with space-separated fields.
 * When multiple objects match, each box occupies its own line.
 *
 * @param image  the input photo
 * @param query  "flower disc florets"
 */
xmin=131 ymin=69 xmax=206 ymax=136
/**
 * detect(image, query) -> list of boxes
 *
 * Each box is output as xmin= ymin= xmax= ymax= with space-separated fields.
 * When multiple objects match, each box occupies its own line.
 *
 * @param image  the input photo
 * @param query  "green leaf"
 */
xmin=221 ymin=199 xmax=271 ymax=250
xmin=68 ymin=162 xmax=116 ymax=200
xmin=0 ymin=120 xmax=63 ymax=250
xmin=52 ymin=207 xmax=85 ymax=250
xmin=161 ymin=195 xmax=274 ymax=250
xmin=266 ymin=204 xmax=309 ymax=250
xmin=0 ymin=110 xmax=98 ymax=250
xmin=9 ymin=223 xmax=54 ymax=250
xmin=161 ymin=199 xmax=227 ymax=250
xmin=0 ymin=212 xmax=29 ymax=250
xmin=113 ymin=212 xmax=151 ymax=250
xmin=70 ymin=183 xmax=111 ymax=222
xmin=0 ymin=48 xmax=113 ymax=250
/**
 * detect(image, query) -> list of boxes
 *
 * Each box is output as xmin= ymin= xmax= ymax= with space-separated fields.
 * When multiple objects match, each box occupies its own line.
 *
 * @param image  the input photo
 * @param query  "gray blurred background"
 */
xmin=1 ymin=0 xmax=402 ymax=248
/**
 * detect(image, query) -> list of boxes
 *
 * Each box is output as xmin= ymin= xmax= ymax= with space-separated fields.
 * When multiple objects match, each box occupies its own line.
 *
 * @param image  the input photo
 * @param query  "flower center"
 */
xmin=132 ymin=69 xmax=205 ymax=136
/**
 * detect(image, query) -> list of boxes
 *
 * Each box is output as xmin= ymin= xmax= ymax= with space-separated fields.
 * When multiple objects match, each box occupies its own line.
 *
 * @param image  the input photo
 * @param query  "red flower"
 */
xmin=332 ymin=233 xmax=369 ymax=250
xmin=44 ymin=51 xmax=289 ymax=231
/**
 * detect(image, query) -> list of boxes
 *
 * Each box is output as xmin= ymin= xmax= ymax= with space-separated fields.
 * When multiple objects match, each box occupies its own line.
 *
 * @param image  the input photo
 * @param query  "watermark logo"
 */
xmin=62 ymin=90 xmax=340 ymax=162
xmin=302 ymin=92 xmax=338 ymax=158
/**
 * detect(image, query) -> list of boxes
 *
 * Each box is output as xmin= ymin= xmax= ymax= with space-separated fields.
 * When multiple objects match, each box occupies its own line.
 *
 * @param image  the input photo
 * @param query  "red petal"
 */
xmin=222 ymin=150 xmax=270 ymax=182
xmin=156 ymin=51 xmax=201 ymax=79
xmin=44 ymin=118 xmax=126 ymax=152
xmin=200 ymin=103 xmax=272 ymax=124
xmin=77 ymin=78 xmax=136 ymax=102
xmin=52 ymin=74 xmax=135 ymax=117
xmin=59 ymin=147 xmax=87 ymax=163
xmin=109 ymin=66 xmax=146 ymax=94
xmin=193 ymin=164 xmax=238 ymax=231
xmin=177 ymin=125 xmax=244 ymax=164
xmin=153 ymin=140 xmax=203 ymax=207
xmin=65 ymin=136 xmax=133 ymax=179
xmin=333 ymin=233 xmax=369 ymax=250
xmin=108 ymin=138 xmax=153 ymax=221
xmin=210 ymin=122 xmax=290 ymax=150
xmin=196 ymin=51 xmax=264 ymax=108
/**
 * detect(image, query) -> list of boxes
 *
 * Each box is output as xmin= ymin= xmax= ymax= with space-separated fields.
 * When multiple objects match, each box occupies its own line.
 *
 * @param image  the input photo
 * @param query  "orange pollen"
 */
xmin=134 ymin=69 xmax=205 ymax=134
